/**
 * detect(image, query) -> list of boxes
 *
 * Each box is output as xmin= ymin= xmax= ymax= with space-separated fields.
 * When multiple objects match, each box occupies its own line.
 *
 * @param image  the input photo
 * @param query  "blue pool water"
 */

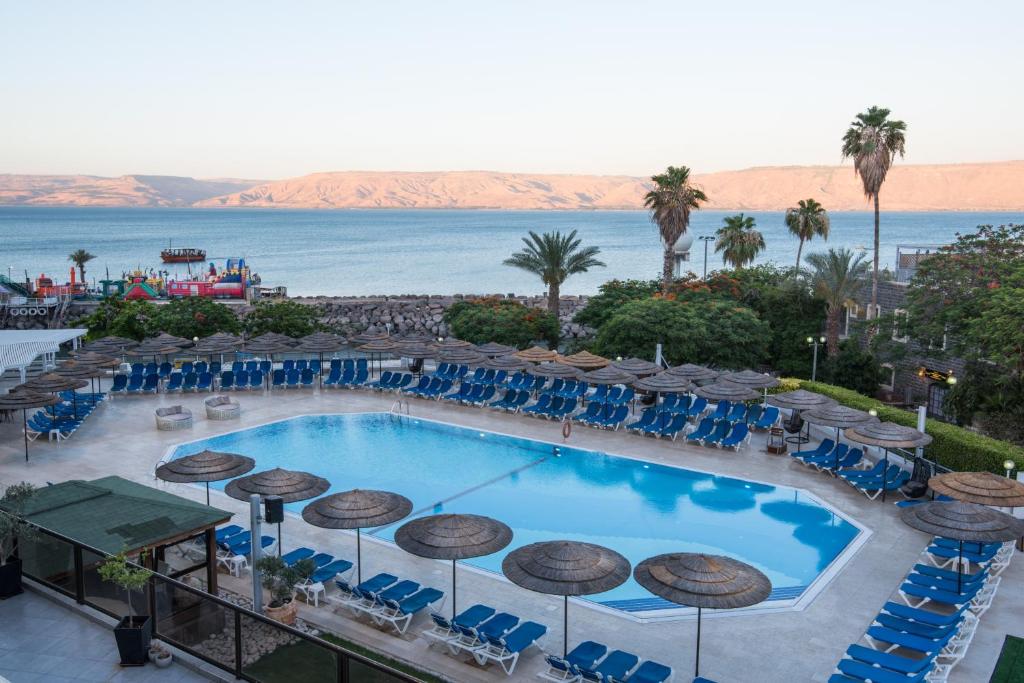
xmin=171 ymin=413 xmax=862 ymax=611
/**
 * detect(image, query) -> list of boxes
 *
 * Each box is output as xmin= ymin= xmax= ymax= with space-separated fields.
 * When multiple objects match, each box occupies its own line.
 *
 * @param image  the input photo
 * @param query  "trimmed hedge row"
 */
xmin=792 ymin=379 xmax=1024 ymax=474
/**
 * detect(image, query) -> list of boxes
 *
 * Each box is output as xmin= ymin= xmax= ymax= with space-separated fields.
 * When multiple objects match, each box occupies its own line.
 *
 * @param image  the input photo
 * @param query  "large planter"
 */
xmin=264 ymin=599 xmax=298 ymax=625
xmin=113 ymin=616 xmax=152 ymax=667
xmin=0 ymin=558 xmax=23 ymax=599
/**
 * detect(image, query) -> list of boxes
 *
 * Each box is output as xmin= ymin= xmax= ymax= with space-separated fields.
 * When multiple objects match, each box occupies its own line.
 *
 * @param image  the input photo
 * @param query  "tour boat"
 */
xmin=160 ymin=247 xmax=206 ymax=264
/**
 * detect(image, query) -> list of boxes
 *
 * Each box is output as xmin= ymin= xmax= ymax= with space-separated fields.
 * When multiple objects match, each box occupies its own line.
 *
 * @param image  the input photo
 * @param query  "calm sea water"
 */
xmin=1 ymin=207 xmax=1020 ymax=296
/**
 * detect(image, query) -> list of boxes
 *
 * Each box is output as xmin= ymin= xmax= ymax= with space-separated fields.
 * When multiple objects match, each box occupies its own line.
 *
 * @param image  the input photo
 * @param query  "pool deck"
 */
xmin=1 ymin=387 xmax=1020 ymax=683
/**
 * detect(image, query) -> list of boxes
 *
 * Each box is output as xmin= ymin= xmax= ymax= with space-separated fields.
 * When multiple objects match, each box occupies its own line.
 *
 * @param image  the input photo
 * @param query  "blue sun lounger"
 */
xmin=752 ymin=405 xmax=780 ymax=429
xmin=373 ymin=587 xmax=446 ymax=635
xmin=215 ymin=525 xmax=245 ymax=543
xmin=612 ymin=660 xmax=673 ymax=683
xmin=541 ymin=641 xmax=608 ymax=682
xmin=423 ymin=604 xmax=497 ymax=648
xmin=165 ymin=373 xmax=183 ymax=392
xmin=281 ymin=547 xmax=316 ymax=566
xmin=578 ymin=650 xmax=640 ymax=683
xmin=599 ymin=404 xmax=629 ymax=430
xmin=720 ymin=422 xmax=750 ymax=449
xmin=626 ymin=407 xmax=657 ymax=432
xmin=658 ymin=413 xmax=689 ymax=440
xmin=183 ymin=372 xmax=199 ymax=392
xmin=685 ymin=417 xmax=716 ymax=443
xmin=793 ymin=438 xmax=836 ymax=460
xmin=451 ymin=612 xmax=520 ymax=654
xmin=831 ymin=658 xmax=931 ymax=683
xmin=522 ymin=393 xmax=553 ymax=416
xmin=473 ymin=620 xmax=547 ymax=675
xmin=844 ymin=645 xmax=936 ymax=675
xmin=219 ymin=371 xmax=235 ymax=391
xmin=196 ymin=372 xmax=213 ymax=391
xmin=799 ymin=443 xmax=848 ymax=467
xmin=109 ymin=375 xmax=129 ymax=393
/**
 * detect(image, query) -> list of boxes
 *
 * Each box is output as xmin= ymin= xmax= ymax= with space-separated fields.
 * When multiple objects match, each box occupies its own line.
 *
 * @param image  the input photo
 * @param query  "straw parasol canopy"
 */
xmin=515 ymin=345 xmax=558 ymax=363
xmin=224 ymin=467 xmax=330 ymax=503
xmin=205 ymin=332 xmax=243 ymax=346
xmin=634 ymin=553 xmax=771 ymax=678
xmin=768 ymin=390 xmax=835 ymax=412
xmin=242 ymin=336 xmax=295 ymax=355
xmin=192 ymin=337 xmax=238 ymax=355
xmin=900 ymin=500 xmax=1021 ymax=592
xmin=580 ymin=366 xmax=637 ymax=386
xmin=611 ymin=357 xmax=662 ymax=377
xmin=693 ymin=382 xmax=760 ymax=402
xmin=55 ymin=364 xmax=104 ymax=380
xmin=357 ymin=338 xmax=398 ymax=353
xmin=348 ymin=330 xmax=390 ymax=345
xmin=129 ymin=341 xmax=184 ymax=357
xmin=156 ymin=450 xmax=256 ymax=505
xmin=0 ymin=391 xmax=60 ymax=461
xmin=503 ymin=541 xmax=630 ymax=657
xmin=845 ymin=422 xmax=933 ymax=502
xmin=481 ymin=354 xmax=533 ymax=371
xmin=21 ymin=373 xmax=88 ymax=394
xmin=80 ymin=336 xmax=138 ymax=354
xmin=151 ymin=332 xmax=193 ymax=347
xmin=67 ymin=352 xmax=121 ymax=369
xmin=436 ymin=347 xmax=487 ymax=366
xmin=557 ymin=351 xmax=610 ymax=370
xmin=665 ymin=364 xmax=719 ymax=383
xmin=302 ymin=489 xmax=413 ymax=582
xmin=473 ymin=342 xmax=516 ymax=357
xmin=928 ymin=471 xmax=1024 ymax=509
xmin=527 ymin=362 xmax=584 ymax=380
xmin=432 ymin=337 xmax=473 ymax=350
xmin=633 ymin=372 xmax=694 ymax=394
xmin=718 ymin=370 xmax=780 ymax=390
xmin=397 ymin=333 xmax=436 ymax=345
xmin=801 ymin=404 xmax=878 ymax=429
xmin=394 ymin=513 xmax=512 ymax=618
xmin=395 ymin=344 xmax=436 ymax=360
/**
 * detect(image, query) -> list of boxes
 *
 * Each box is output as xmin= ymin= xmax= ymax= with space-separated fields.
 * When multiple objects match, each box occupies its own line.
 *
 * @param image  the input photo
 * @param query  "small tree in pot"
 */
xmin=254 ymin=555 xmax=315 ymax=625
xmin=97 ymin=551 xmax=153 ymax=666
xmin=0 ymin=482 xmax=36 ymax=599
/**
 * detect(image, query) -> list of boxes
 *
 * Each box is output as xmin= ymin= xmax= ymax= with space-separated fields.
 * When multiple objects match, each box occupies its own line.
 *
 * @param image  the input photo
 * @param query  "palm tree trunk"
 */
xmin=79 ymin=265 xmax=86 ymax=284
xmin=547 ymin=282 xmax=560 ymax=319
xmin=869 ymin=193 xmax=880 ymax=327
xmin=662 ymin=244 xmax=675 ymax=292
xmin=795 ymin=238 xmax=804 ymax=274
xmin=826 ymin=307 xmax=841 ymax=357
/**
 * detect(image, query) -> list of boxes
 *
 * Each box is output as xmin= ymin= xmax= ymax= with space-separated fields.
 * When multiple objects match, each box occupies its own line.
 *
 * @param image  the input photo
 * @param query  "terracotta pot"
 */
xmin=264 ymin=599 xmax=297 ymax=625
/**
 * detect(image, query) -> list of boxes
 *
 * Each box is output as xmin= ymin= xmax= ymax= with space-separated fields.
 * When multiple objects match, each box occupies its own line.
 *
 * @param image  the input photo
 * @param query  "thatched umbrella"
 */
xmin=394 ymin=513 xmax=512 ymax=618
xmin=22 ymin=373 xmax=89 ymax=420
xmin=634 ymin=553 xmax=771 ymax=679
xmin=432 ymin=337 xmax=472 ymax=350
xmin=80 ymin=336 xmax=138 ymax=358
xmin=436 ymin=347 xmax=487 ymax=366
xmin=156 ymin=450 xmax=256 ymax=505
xmin=800 ymin=405 xmax=880 ymax=472
xmin=297 ymin=333 xmax=346 ymax=387
xmin=719 ymin=370 xmax=779 ymax=405
xmin=473 ymin=342 xmax=516 ymax=357
xmin=481 ymin=354 xmax=533 ymax=371
xmin=503 ymin=541 xmax=630 ymax=657
xmin=129 ymin=341 xmax=183 ymax=361
xmin=0 ymin=391 xmax=60 ymax=461
xmin=358 ymin=338 xmax=398 ymax=377
xmin=515 ymin=346 xmax=558 ymax=363
xmin=633 ymin=372 xmax=693 ymax=394
xmin=580 ymin=366 xmax=637 ymax=386
xmin=900 ymin=501 xmax=1020 ymax=592
xmin=396 ymin=333 xmax=436 ymax=345
xmin=246 ymin=332 xmax=297 ymax=347
xmin=205 ymin=332 xmax=243 ymax=347
xmin=302 ymin=489 xmax=412 ymax=582
xmin=151 ymin=332 xmax=193 ymax=348
xmin=928 ymin=471 xmax=1024 ymax=510
xmin=242 ymin=336 xmax=295 ymax=356
xmin=557 ymin=351 xmax=610 ymax=370
xmin=665 ymin=364 xmax=719 ymax=383
xmin=767 ymin=390 xmax=835 ymax=412
xmin=55 ymin=364 xmax=105 ymax=408
xmin=844 ymin=423 xmax=933 ymax=502
xmin=693 ymin=382 xmax=760 ymax=403
xmin=348 ymin=330 xmax=390 ymax=345
xmin=611 ymin=357 xmax=662 ymax=378
xmin=225 ymin=468 xmax=331 ymax=556
xmin=527 ymin=362 xmax=584 ymax=380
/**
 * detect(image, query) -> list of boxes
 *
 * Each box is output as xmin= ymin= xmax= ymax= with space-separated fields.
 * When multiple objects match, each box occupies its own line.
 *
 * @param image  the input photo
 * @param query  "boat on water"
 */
xmin=161 ymin=247 xmax=206 ymax=263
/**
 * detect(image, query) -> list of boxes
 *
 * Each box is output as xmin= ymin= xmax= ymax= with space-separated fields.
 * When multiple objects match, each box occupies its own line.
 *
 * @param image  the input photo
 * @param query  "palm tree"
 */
xmin=643 ymin=166 xmax=708 ymax=292
xmin=503 ymin=230 xmax=605 ymax=317
xmin=841 ymin=106 xmax=907 ymax=323
xmin=715 ymin=213 xmax=765 ymax=269
xmin=785 ymin=198 xmax=830 ymax=272
xmin=804 ymin=248 xmax=870 ymax=356
xmin=68 ymin=249 xmax=96 ymax=284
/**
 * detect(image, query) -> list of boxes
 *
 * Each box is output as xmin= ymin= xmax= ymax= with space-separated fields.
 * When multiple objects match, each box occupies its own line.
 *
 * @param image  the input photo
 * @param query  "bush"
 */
xmin=794 ymin=380 xmax=1024 ymax=473
xmin=244 ymin=300 xmax=322 ymax=338
xmin=573 ymin=279 xmax=660 ymax=329
xmin=77 ymin=297 xmax=157 ymax=341
xmin=592 ymin=298 xmax=771 ymax=369
xmin=149 ymin=298 xmax=241 ymax=339
xmin=445 ymin=298 xmax=559 ymax=348
xmin=820 ymin=342 xmax=882 ymax=395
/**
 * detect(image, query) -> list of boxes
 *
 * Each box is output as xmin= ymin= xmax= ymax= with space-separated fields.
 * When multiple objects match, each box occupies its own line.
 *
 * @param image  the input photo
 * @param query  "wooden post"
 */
xmin=205 ymin=528 xmax=219 ymax=595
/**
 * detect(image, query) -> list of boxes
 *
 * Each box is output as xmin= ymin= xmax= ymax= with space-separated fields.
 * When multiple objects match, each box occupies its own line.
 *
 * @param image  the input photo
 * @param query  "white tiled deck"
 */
xmin=0 ymin=386 xmax=1020 ymax=683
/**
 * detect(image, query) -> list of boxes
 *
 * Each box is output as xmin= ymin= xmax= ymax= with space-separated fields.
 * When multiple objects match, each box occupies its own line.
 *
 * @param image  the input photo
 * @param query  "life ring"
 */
xmin=562 ymin=420 xmax=572 ymax=439
xmin=29 ymin=308 xmax=41 ymax=316
xmin=9 ymin=308 xmax=20 ymax=316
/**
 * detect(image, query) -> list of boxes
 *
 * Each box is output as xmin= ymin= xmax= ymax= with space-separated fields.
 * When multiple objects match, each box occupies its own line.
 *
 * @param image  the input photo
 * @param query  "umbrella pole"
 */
xmin=356 ymin=529 xmax=362 ymax=584
xmin=22 ymin=408 xmax=29 ymax=462
xmin=833 ymin=427 xmax=841 ymax=477
xmin=957 ymin=540 xmax=963 ymax=594
xmin=277 ymin=523 xmax=282 ymax=558
xmin=695 ymin=606 xmax=702 ymax=678
xmin=205 ymin=481 xmax=210 ymax=506
xmin=563 ymin=595 xmax=569 ymax=658
xmin=882 ymin=449 xmax=890 ymax=503
xmin=451 ymin=559 xmax=457 ymax=620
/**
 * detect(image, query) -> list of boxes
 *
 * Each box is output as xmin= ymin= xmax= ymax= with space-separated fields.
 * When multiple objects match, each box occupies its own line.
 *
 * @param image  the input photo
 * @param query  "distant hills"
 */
xmin=3 ymin=162 xmax=1023 ymax=211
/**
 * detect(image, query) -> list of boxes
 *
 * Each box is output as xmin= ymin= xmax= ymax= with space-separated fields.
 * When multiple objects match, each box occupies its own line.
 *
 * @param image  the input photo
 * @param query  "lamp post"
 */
xmin=807 ymin=335 xmax=825 ymax=382
xmin=699 ymin=236 xmax=715 ymax=280
xmin=1005 ymin=460 xmax=1016 ymax=479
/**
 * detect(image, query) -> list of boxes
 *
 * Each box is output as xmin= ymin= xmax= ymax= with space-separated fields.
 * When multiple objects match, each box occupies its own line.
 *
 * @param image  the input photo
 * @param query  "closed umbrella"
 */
xmin=302 ymin=490 xmax=412 ymax=582
xmin=611 ymin=357 xmax=662 ymax=377
xmin=515 ymin=346 xmax=558 ymax=363
xmin=225 ymin=468 xmax=331 ymax=555
xmin=694 ymin=382 xmax=760 ymax=403
xmin=580 ymin=366 xmax=637 ymax=386
xmin=0 ymin=391 xmax=60 ymax=461
xmin=394 ymin=513 xmax=512 ymax=619
xmin=473 ymin=342 xmax=516 ymax=357
xmin=928 ymin=471 xmax=1024 ymax=510
xmin=900 ymin=501 xmax=1020 ymax=592
xmin=527 ymin=362 xmax=583 ymax=380
xmin=503 ymin=541 xmax=630 ymax=657
xmin=665 ymin=364 xmax=719 ymax=383
xmin=634 ymin=553 xmax=771 ymax=679
xmin=800 ymin=405 xmax=879 ymax=474
xmin=156 ymin=450 xmax=256 ymax=505
xmin=481 ymin=354 xmax=533 ymax=371
xmin=844 ymin=423 xmax=933 ymax=502
xmin=557 ymin=351 xmax=610 ymax=370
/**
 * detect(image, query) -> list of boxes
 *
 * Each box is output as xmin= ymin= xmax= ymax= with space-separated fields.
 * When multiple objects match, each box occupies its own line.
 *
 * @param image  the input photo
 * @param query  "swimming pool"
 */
xmin=169 ymin=413 xmax=866 ymax=614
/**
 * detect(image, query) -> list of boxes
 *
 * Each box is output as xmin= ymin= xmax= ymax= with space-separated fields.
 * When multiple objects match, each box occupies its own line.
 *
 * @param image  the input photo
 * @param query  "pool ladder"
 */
xmin=390 ymin=400 xmax=410 ymax=416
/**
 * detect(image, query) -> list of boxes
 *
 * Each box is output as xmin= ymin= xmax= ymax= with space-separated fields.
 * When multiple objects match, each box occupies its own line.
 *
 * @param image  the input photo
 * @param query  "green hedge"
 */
xmin=792 ymin=380 xmax=1024 ymax=474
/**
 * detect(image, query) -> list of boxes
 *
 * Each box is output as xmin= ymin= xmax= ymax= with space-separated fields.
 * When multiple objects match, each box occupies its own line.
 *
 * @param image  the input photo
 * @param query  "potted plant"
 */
xmin=254 ymin=555 xmax=314 ymax=625
xmin=148 ymin=640 xmax=172 ymax=668
xmin=98 ymin=551 xmax=153 ymax=666
xmin=0 ymin=482 xmax=36 ymax=599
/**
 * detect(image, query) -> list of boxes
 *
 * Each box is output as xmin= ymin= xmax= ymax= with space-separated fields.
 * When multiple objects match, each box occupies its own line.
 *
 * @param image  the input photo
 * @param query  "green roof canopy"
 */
xmin=6 ymin=476 xmax=232 ymax=555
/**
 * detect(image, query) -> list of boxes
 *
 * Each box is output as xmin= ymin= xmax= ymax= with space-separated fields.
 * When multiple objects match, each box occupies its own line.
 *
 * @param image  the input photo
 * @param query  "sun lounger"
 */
xmin=183 ymin=372 xmax=199 ymax=392
xmin=473 ymin=620 xmax=547 ymax=675
xmin=249 ymin=370 xmax=264 ymax=389
xmin=541 ymin=641 xmax=608 ymax=682
xmin=578 ymin=650 xmax=640 ymax=683
xmin=443 ymin=383 xmax=474 ymax=402
xmin=109 ymin=375 xmax=128 ymax=393
xmin=575 ymin=402 xmax=604 ymax=425
xmin=702 ymin=420 xmax=732 ymax=446
xmin=284 ymin=369 xmax=300 ymax=388
xmin=340 ymin=573 xmax=399 ymax=612
xmin=403 ymin=376 xmax=432 ymax=396
xmin=219 ymin=371 xmax=235 ymax=391
xmin=864 ymin=625 xmax=956 ymax=656
xmin=550 ymin=397 xmax=577 ymax=420
xmin=165 ymin=373 xmax=183 ymax=392
xmin=792 ymin=438 xmax=836 ymax=461
xmin=612 ymin=660 xmax=673 ymax=683
xmin=658 ymin=413 xmax=689 ymax=440
xmin=685 ymin=417 xmax=716 ymax=443
xmin=323 ymin=368 xmax=342 ymax=387
xmin=368 ymin=371 xmax=394 ymax=390
xmin=599 ymin=404 xmax=629 ymax=429
xmin=423 ymin=604 xmax=497 ymax=648
xmin=348 ymin=579 xmax=420 ymax=617
xmin=215 ymin=525 xmax=245 ymax=543
xmin=141 ymin=374 xmax=159 ymax=393
xmin=281 ymin=547 xmax=316 ymax=566
xmin=720 ymin=422 xmax=750 ymax=450
xmin=725 ymin=403 xmax=747 ymax=424
xmin=233 ymin=369 xmax=249 ymax=389
xmin=849 ymin=468 xmax=911 ymax=499
xmin=839 ymin=460 xmax=886 ymax=480
xmin=832 ymin=658 xmax=931 ymax=683
xmin=873 ymin=613 xmax=962 ymax=640
xmin=626 ymin=407 xmax=657 ymax=432
xmin=523 ymin=393 xmax=553 ymax=416
xmin=372 ymin=587 xmax=445 ymax=634
xmin=450 ymin=612 xmax=520 ymax=654
xmin=300 ymin=368 xmax=314 ymax=387
xmin=845 ymin=645 xmax=936 ymax=675
xmin=753 ymin=405 xmax=780 ymax=429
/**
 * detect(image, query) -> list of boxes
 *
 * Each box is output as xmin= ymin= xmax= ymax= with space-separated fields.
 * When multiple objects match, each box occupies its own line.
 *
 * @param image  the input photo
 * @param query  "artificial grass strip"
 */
xmin=990 ymin=635 xmax=1024 ymax=683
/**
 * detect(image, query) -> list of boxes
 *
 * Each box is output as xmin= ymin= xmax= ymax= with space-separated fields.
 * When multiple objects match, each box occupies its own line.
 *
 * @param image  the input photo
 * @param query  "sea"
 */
xmin=1 ymin=207 xmax=1020 ymax=297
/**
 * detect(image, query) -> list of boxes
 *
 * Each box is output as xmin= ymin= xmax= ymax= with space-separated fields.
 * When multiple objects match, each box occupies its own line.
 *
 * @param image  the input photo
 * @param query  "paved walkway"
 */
xmin=0 ymin=386 xmax=1020 ymax=682
xmin=0 ymin=590 xmax=210 ymax=683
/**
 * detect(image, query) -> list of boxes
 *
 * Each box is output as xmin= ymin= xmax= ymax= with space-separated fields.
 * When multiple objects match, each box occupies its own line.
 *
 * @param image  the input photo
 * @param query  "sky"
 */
xmin=2 ymin=1 xmax=1022 ymax=179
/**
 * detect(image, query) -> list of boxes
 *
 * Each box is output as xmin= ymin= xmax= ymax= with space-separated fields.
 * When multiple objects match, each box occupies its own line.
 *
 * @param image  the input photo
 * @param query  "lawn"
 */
xmin=991 ymin=636 xmax=1024 ymax=683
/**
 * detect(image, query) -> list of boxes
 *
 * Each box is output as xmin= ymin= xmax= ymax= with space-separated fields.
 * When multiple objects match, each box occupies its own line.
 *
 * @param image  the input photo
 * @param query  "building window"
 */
xmin=880 ymin=363 xmax=896 ymax=391
xmin=892 ymin=309 xmax=909 ymax=343
xmin=927 ymin=325 xmax=948 ymax=351
xmin=842 ymin=303 xmax=860 ymax=337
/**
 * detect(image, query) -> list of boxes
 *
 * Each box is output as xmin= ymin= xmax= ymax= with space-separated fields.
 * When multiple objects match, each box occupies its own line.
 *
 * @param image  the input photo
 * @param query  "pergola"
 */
xmin=0 ymin=329 xmax=88 ymax=383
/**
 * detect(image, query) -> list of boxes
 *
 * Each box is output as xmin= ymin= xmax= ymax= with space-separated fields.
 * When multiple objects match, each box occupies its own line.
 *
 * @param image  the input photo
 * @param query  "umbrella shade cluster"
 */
xmin=431 ymin=337 xmax=472 ymax=350
xmin=718 ymin=370 xmax=779 ymax=391
xmin=156 ymin=450 xmax=255 ymax=505
xmin=242 ymin=335 xmax=296 ymax=355
xmin=151 ymin=332 xmax=193 ymax=347
xmin=611 ymin=357 xmax=662 ymax=377
xmin=348 ymin=330 xmax=390 ymax=345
